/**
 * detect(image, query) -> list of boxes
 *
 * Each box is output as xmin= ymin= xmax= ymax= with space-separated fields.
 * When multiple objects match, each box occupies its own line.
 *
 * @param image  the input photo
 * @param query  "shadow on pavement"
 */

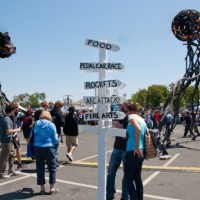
xmin=0 ymin=188 xmax=37 ymax=199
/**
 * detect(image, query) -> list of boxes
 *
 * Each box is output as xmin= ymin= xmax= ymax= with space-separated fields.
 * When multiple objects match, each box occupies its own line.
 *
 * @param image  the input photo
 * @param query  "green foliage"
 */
xmin=131 ymin=85 xmax=170 ymax=110
xmin=12 ymin=92 xmax=46 ymax=108
xmin=146 ymin=85 xmax=170 ymax=109
xmin=131 ymin=84 xmax=200 ymax=110
xmin=184 ymin=85 xmax=196 ymax=102
xmin=131 ymin=89 xmax=147 ymax=108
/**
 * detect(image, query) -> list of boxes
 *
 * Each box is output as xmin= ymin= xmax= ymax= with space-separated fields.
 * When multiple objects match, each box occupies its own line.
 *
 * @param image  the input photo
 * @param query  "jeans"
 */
xmin=54 ymin=141 xmax=59 ymax=163
xmin=184 ymin=124 xmax=194 ymax=137
xmin=0 ymin=142 xmax=14 ymax=174
xmin=34 ymin=146 xmax=57 ymax=185
xmin=106 ymin=148 xmax=129 ymax=199
xmin=124 ymin=151 xmax=144 ymax=200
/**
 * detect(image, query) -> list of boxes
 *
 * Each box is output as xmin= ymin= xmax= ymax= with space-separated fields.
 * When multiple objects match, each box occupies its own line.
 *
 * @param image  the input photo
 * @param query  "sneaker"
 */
xmin=8 ymin=171 xmax=18 ymax=176
xmin=66 ymin=153 xmax=74 ymax=161
xmin=0 ymin=174 xmax=10 ymax=179
xmin=31 ymin=156 xmax=36 ymax=161
xmin=17 ymin=164 xmax=24 ymax=171
xmin=192 ymin=136 xmax=196 ymax=141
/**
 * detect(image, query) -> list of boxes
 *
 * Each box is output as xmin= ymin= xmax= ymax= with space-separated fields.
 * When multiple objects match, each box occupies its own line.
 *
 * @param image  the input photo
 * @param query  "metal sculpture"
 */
xmin=0 ymin=32 xmax=16 ymax=58
xmin=0 ymin=32 xmax=16 ymax=115
xmin=159 ymin=9 xmax=200 ymax=148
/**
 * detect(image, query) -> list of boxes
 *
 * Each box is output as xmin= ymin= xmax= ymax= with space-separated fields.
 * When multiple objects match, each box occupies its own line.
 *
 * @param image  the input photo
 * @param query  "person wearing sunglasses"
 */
xmin=124 ymin=102 xmax=146 ymax=200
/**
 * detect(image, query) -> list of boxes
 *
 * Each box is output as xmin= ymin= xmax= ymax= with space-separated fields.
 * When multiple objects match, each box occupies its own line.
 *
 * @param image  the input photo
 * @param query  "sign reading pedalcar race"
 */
xmin=85 ymin=38 xmax=120 ymax=52
xmin=83 ymin=96 xmax=126 ymax=105
xmin=84 ymin=79 xmax=126 ymax=89
xmin=84 ymin=111 xmax=126 ymax=121
xmin=80 ymin=62 xmax=125 ymax=72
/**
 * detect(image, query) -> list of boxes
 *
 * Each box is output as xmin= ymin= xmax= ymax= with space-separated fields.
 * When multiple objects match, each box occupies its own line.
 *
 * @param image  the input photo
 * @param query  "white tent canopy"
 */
xmin=194 ymin=106 xmax=200 ymax=110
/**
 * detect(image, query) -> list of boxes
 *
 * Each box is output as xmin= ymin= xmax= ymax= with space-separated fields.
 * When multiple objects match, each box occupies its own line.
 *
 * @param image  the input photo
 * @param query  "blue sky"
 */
xmin=0 ymin=1 xmax=199 ymax=103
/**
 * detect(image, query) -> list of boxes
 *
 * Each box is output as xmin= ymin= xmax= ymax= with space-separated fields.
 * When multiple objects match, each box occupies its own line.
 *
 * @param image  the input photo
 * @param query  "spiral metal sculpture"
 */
xmin=172 ymin=9 xmax=200 ymax=41
xmin=0 ymin=32 xmax=16 ymax=115
xmin=159 ymin=9 xmax=200 ymax=148
xmin=0 ymin=32 xmax=16 ymax=58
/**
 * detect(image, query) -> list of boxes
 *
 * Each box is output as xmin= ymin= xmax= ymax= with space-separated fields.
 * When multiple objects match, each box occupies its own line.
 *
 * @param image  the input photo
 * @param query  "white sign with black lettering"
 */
xmin=102 ymin=120 xmax=113 ymax=128
xmin=80 ymin=62 xmax=125 ymax=72
xmin=84 ymin=80 xmax=126 ymax=90
xmin=83 ymin=96 xmax=126 ymax=105
xmin=84 ymin=111 xmax=126 ymax=121
xmin=83 ymin=125 xmax=126 ymax=137
xmin=85 ymin=39 xmax=120 ymax=52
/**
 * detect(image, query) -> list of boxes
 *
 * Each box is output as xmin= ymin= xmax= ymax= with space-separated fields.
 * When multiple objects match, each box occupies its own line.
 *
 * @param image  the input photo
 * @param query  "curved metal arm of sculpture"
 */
xmin=0 ymin=84 xmax=10 ymax=116
xmin=159 ymin=73 xmax=200 ymax=146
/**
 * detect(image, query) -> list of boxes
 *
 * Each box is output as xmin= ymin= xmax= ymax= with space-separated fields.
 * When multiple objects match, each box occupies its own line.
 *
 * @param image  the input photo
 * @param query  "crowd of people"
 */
xmin=0 ymin=100 xmax=200 ymax=199
xmin=137 ymin=108 xmax=200 ymax=141
xmin=0 ymin=100 xmax=79 ymax=195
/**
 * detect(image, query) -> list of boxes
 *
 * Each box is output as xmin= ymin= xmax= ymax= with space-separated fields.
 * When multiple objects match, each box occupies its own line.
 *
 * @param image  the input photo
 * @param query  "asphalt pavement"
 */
xmin=0 ymin=124 xmax=200 ymax=200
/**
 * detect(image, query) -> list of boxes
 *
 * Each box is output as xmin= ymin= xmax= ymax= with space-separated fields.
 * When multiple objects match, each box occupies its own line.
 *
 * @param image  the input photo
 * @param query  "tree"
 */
xmin=145 ymin=85 xmax=170 ymax=110
xmin=131 ymin=89 xmax=147 ymax=108
xmin=12 ymin=92 xmax=46 ymax=108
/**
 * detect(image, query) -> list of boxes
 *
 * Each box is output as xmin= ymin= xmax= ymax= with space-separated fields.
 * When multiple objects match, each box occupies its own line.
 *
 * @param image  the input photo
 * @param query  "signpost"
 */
xmin=84 ymin=111 xmax=126 ymax=121
xmin=83 ymin=95 xmax=126 ymax=105
xmin=85 ymin=38 xmax=120 ymax=52
xmin=81 ymin=38 xmax=126 ymax=200
xmin=84 ymin=79 xmax=126 ymax=90
xmin=80 ymin=62 xmax=125 ymax=72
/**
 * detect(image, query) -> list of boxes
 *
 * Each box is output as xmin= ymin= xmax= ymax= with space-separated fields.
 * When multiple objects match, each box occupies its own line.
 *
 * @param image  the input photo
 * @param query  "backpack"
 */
xmin=22 ymin=115 xmax=32 ymax=131
xmin=144 ymin=128 xmax=161 ymax=159
xmin=23 ymin=116 xmax=32 ymax=126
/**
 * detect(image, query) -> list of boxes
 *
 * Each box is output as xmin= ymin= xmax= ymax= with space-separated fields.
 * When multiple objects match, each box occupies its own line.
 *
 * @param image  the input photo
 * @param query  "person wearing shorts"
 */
xmin=10 ymin=102 xmax=24 ymax=171
xmin=63 ymin=106 xmax=79 ymax=162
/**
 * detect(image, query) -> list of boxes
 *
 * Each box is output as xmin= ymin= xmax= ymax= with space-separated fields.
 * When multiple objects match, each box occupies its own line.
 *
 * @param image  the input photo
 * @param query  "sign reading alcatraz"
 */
xmin=83 ymin=96 xmax=126 ymax=105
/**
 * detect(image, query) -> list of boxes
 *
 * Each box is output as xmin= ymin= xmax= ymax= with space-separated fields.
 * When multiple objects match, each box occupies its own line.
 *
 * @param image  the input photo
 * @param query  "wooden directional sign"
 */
xmin=84 ymin=111 xmax=126 ymax=121
xmin=83 ymin=125 xmax=126 ymax=137
xmin=80 ymin=62 xmax=125 ymax=72
xmin=84 ymin=80 xmax=126 ymax=90
xmin=85 ymin=39 xmax=120 ymax=52
xmin=83 ymin=96 xmax=126 ymax=105
xmin=102 ymin=120 xmax=113 ymax=128
xmin=106 ymin=127 xmax=126 ymax=137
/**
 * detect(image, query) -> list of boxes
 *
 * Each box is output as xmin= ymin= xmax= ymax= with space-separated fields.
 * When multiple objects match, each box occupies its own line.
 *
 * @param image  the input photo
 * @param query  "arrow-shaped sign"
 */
xmin=83 ymin=96 xmax=126 ymax=105
xmin=82 ymin=125 xmax=126 ymax=137
xmin=85 ymin=39 xmax=120 ymax=52
xmin=84 ymin=111 xmax=126 ymax=121
xmin=80 ymin=62 xmax=125 ymax=72
xmin=84 ymin=80 xmax=126 ymax=90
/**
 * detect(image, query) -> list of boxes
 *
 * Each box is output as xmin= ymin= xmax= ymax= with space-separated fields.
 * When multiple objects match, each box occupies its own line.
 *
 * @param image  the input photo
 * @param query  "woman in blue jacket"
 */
xmin=124 ymin=103 xmax=146 ymax=200
xmin=31 ymin=110 xmax=59 ymax=195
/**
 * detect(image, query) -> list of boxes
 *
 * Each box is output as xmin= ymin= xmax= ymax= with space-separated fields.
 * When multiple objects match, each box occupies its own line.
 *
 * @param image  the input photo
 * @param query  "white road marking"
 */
xmin=0 ymin=175 xmax=30 ymax=186
xmin=143 ymin=194 xmax=182 ymax=200
xmin=143 ymin=154 xmax=180 ymax=186
xmin=14 ymin=171 xmax=182 ymax=200
xmin=0 ymin=144 xmax=181 ymax=200
xmin=76 ymin=150 xmax=113 ymax=162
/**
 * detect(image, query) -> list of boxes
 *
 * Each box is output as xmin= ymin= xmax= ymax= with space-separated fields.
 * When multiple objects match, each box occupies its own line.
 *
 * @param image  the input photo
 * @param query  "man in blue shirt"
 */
xmin=0 ymin=105 xmax=21 ymax=179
